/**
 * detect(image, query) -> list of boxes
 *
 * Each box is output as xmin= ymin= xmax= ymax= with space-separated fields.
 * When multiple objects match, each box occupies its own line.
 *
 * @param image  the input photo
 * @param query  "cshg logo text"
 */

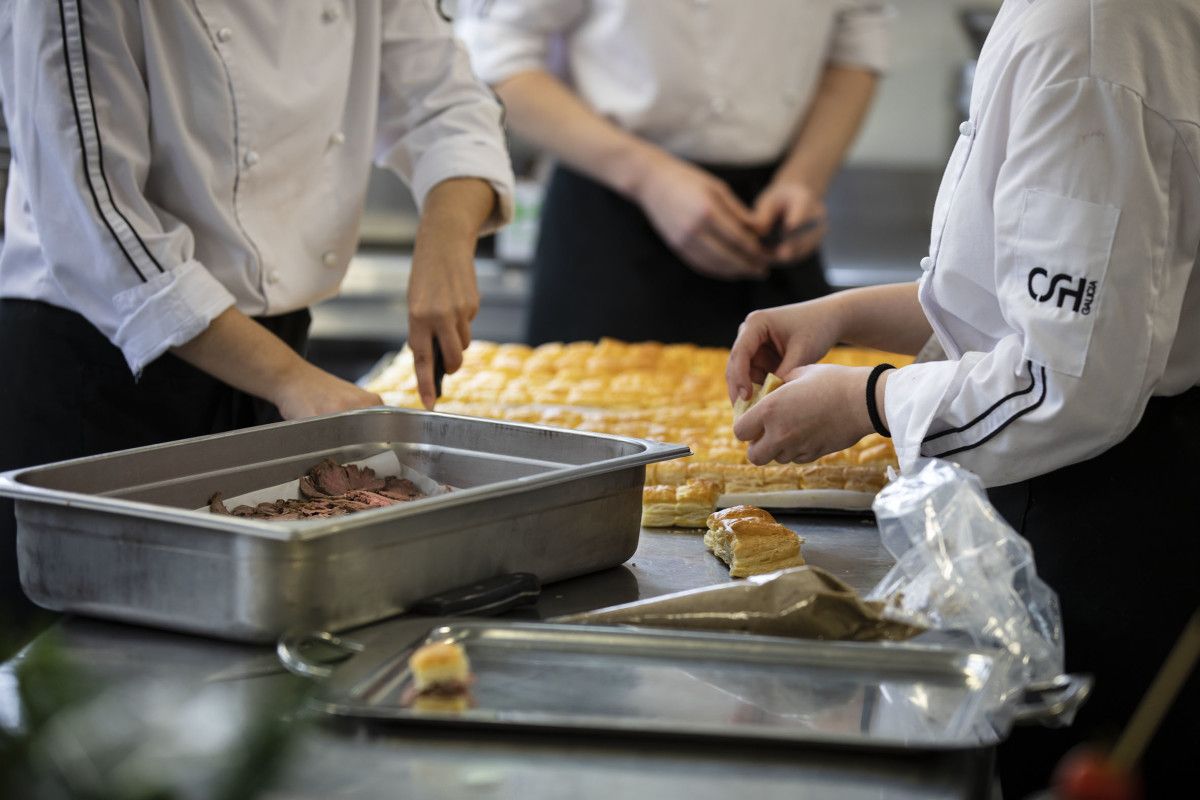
xmin=1027 ymin=267 xmax=1098 ymax=315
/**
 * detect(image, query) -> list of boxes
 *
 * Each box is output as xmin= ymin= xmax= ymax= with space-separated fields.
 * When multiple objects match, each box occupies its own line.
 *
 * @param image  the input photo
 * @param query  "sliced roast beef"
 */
xmin=298 ymin=474 xmax=326 ymax=500
xmin=309 ymin=458 xmax=351 ymax=495
xmin=341 ymin=490 xmax=397 ymax=508
xmin=209 ymin=458 xmax=433 ymax=521
xmin=344 ymin=464 xmax=386 ymax=492
xmin=379 ymin=476 xmax=422 ymax=501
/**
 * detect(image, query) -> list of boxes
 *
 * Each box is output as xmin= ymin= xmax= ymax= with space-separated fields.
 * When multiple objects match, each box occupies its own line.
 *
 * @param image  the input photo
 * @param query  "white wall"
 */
xmin=847 ymin=0 xmax=1002 ymax=168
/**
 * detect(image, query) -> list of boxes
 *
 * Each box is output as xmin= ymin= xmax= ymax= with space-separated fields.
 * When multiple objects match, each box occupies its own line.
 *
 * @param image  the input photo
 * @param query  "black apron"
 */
xmin=526 ymin=163 xmax=831 ymax=347
xmin=987 ymin=387 xmax=1200 ymax=798
xmin=0 ymin=298 xmax=311 ymax=633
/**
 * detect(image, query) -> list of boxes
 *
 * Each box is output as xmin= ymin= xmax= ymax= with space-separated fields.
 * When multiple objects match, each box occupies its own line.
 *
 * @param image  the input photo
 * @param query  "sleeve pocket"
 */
xmin=1000 ymin=188 xmax=1119 ymax=378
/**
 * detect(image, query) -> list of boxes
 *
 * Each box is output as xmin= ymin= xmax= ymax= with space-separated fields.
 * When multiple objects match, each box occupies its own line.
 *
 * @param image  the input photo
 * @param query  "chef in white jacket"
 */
xmin=0 ymin=2 xmax=514 ymax=629
xmin=456 ymin=0 xmax=890 ymax=347
xmin=727 ymin=0 xmax=1198 ymax=794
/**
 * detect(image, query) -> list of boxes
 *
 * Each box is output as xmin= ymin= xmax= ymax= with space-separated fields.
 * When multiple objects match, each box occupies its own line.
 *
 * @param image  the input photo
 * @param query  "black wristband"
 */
xmin=865 ymin=363 xmax=895 ymax=438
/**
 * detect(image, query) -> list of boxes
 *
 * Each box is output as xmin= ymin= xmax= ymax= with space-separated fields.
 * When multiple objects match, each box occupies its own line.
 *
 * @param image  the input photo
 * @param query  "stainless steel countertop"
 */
xmin=1 ymin=515 xmax=994 ymax=799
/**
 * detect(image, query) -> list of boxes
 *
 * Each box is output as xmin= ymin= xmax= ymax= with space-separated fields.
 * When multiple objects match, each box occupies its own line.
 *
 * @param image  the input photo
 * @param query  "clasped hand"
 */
xmin=634 ymin=156 xmax=826 ymax=280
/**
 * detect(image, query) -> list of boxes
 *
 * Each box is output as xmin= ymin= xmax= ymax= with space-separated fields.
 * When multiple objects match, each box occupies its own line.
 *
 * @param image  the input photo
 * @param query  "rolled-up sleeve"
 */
xmin=830 ymin=1 xmax=893 ymax=73
xmin=375 ymin=0 xmax=516 ymax=233
xmin=0 ymin=1 xmax=234 ymax=375
xmin=885 ymin=78 xmax=1190 ymax=487
xmin=454 ymin=0 xmax=586 ymax=87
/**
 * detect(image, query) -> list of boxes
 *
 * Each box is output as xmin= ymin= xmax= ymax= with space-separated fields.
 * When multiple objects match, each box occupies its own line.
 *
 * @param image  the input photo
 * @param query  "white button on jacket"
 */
xmin=0 ymin=1 xmax=515 ymax=374
xmin=884 ymin=0 xmax=1200 ymax=487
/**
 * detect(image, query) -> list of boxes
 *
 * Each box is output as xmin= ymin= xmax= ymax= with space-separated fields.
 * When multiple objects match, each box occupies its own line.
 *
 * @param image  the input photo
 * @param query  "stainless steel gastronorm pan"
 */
xmin=0 ymin=408 xmax=689 ymax=642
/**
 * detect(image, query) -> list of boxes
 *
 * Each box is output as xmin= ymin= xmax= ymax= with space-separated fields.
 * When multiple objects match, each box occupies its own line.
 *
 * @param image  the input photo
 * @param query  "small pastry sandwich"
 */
xmin=732 ymin=372 xmax=784 ymax=420
xmin=407 ymin=640 xmax=473 ymax=712
xmin=641 ymin=479 xmax=722 ymax=528
xmin=704 ymin=505 xmax=805 ymax=578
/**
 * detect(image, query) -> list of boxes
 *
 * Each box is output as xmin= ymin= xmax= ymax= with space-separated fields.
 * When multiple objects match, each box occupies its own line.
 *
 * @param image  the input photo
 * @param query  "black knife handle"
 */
xmin=431 ymin=334 xmax=446 ymax=399
xmin=410 ymin=572 xmax=542 ymax=617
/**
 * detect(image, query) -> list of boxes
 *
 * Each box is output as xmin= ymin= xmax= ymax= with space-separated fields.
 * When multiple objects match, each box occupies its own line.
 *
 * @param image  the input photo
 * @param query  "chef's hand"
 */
xmin=172 ymin=307 xmax=382 ymax=421
xmin=274 ymin=364 xmax=383 ymax=421
xmin=752 ymin=179 xmax=827 ymax=263
xmin=733 ymin=364 xmax=875 ymax=465
xmin=634 ymin=153 xmax=771 ymax=280
xmin=407 ymin=178 xmax=496 ymax=409
xmin=408 ymin=239 xmax=478 ymax=409
xmin=725 ymin=297 xmax=845 ymax=405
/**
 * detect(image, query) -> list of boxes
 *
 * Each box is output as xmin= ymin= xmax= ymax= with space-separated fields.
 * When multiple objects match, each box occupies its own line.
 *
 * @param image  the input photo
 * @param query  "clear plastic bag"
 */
xmin=868 ymin=459 xmax=1064 ymax=697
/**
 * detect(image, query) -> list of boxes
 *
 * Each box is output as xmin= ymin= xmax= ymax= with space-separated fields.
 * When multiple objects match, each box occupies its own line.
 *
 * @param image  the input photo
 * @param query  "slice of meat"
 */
xmin=344 ymin=464 xmax=386 ymax=492
xmin=310 ymin=458 xmax=352 ymax=496
xmin=298 ymin=475 xmax=328 ymax=500
xmin=342 ymin=490 xmax=399 ymax=509
xmin=379 ymin=476 xmax=422 ymax=501
xmin=209 ymin=493 xmax=232 ymax=515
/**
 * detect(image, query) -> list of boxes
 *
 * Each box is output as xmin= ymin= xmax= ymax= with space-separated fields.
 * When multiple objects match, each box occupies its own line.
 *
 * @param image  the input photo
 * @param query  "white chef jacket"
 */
xmin=0 ymin=1 xmax=515 ymax=374
xmin=454 ymin=0 xmax=891 ymax=165
xmin=885 ymin=0 xmax=1200 ymax=487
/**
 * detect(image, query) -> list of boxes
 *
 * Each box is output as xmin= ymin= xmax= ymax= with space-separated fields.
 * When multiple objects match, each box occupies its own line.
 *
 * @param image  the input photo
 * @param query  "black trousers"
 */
xmin=526 ymin=163 xmax=832 ymax=347
xmin=0 ymin=298 xmax=310 ymax=633
xmin=987 ymin=387 xmax=1200 ymax=798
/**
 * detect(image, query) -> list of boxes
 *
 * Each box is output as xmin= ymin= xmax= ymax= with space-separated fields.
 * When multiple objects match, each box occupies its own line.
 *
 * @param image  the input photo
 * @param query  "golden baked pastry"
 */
xmin=704 ymin=505 xmax=806 ymax=578
xmin=366 ymin=340 xmax=906 ymax=505
xmin=406 ymin=640 xmax=473 ymax=711
xmin=732 ymin=372 xmax=784 ymax=420
xmin=722 ymin=464 xmax=763 ymax=494
xmin=640 ymin=485 xmax=681 ymax=528
xmin=641 ymin=479 xmax=722 ymax=528
xmin=708 ymin=504 xmax=776 ymax=526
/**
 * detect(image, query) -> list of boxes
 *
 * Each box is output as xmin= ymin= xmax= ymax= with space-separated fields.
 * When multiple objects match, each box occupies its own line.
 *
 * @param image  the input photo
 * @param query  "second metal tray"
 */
xmin=286 ymin=622 xmax=1088 ymax=752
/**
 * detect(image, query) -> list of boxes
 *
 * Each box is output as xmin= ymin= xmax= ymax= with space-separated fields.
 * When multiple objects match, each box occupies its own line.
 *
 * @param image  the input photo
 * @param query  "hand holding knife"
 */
xmin=431 ymin=334 xmax=446 ymax=407
xmin=760 ymin=216 xmax=824 ymax=252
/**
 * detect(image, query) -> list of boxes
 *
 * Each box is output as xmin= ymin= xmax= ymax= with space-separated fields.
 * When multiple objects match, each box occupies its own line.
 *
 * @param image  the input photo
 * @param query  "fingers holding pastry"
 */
xmin=734 ymin=365 xmax=876 ymax=466
xmin=725 ymin=299 xmax=845 ymax=406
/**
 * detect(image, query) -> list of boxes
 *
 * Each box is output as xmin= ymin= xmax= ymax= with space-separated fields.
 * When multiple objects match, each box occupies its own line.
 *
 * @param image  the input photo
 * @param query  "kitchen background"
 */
xmin=0 ymin=0 xmax=1001 ymax=380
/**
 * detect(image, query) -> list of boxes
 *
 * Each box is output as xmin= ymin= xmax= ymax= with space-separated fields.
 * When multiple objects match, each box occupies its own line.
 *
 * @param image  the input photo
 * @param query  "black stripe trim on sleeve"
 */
xmin=922 ymin=360 xmax=1039 ymax=444
xmin=925 ymin=364 xmax=1048 ymax=460
xmin=73 ymin=0 xmax=164 ymax=274
xmin=56 ymin=0 xmax=165 ymax=282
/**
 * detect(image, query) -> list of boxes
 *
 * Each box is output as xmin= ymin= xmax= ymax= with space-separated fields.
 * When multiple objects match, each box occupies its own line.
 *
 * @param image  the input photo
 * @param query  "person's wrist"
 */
xmin=875 ymin=368 xmax=891 ymax=433
xmin=864 ymin=363 xmax=895 ymax=438
xmin=266 ymin=354 xmax=316 ymax=409
xmin=815 ymin=292 xmax=851 ymax=346
xmin=770 ymin=162 xmax=827 ymax=198
xmin=420 ymin=178 xmax=494 ymax=240
xmin=619 ymin=143 xmax=671 ymax=205
xmin=843 ymin=366 xmax=874 ymax=437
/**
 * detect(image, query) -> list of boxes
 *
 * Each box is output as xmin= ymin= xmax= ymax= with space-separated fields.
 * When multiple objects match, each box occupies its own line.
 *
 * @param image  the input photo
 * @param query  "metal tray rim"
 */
xmin=0 ymin=407 xmax=690 ymax=541
xmin=303 ymin=621 xmax=1009 ymax=751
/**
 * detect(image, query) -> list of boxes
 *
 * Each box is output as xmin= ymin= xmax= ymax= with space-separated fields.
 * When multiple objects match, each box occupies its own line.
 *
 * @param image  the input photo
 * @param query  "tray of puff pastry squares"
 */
xmin=361 ymin=339 xmax=910 ymax=523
